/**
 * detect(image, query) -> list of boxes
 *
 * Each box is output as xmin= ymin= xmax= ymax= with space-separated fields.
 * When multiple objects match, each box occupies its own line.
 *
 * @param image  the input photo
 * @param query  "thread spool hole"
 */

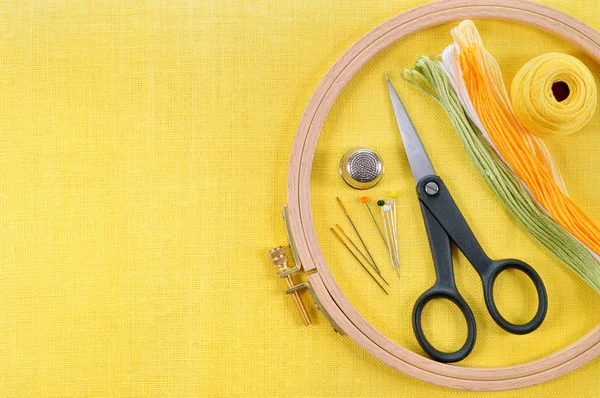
xmin=551 ymin=81 xmax=570 ymax=102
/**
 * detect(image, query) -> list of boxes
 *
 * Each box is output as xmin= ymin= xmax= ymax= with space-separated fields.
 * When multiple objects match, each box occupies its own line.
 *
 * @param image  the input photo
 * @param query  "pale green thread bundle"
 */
xmin=401 ymin=56 xmax=600 ymax=293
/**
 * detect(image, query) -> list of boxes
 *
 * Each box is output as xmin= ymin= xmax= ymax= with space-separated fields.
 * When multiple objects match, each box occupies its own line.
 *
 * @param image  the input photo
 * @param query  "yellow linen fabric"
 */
xmin=0 ymin=0 xmax=600 ymax=396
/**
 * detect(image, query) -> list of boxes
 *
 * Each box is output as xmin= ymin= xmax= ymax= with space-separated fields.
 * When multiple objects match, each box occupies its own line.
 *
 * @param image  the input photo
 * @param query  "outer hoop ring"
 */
xmin=286 ymin=0 xmax=600 ymax=391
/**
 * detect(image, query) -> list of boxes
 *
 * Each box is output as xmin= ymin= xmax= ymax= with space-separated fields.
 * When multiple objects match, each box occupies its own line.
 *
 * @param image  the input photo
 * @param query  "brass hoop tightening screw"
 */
xmin=269 ymin=246 xmax=311 ymax=326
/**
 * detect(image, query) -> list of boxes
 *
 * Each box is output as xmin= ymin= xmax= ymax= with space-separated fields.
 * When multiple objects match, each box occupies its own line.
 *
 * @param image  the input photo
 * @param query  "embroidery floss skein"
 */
xmin=511 ymin=53 xmax=597 ymax=137
xmin=449 ymin=21 xmax=567 ymax=192
xmin=402 ymin=56 xmax=600 ymax=293
xmin=451 ymin=20 xmax=600 ymax=257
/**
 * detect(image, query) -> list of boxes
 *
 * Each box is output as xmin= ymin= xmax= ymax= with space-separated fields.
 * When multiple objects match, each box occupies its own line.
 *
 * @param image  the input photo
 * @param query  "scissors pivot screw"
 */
xmin=424 ymin=181 xmax=440 ymax=196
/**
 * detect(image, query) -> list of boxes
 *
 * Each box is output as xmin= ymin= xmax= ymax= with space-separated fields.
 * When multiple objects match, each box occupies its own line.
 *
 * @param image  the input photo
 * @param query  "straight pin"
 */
xmin=360 ymin=196 xmax=391 ymax=257
xmin=383 ymin=205 xmax=397 ymax=271
xmin=387 ymin=197 xmax=401 ymax=276
xmin=378 ymin=200 xmax=396 ymax=272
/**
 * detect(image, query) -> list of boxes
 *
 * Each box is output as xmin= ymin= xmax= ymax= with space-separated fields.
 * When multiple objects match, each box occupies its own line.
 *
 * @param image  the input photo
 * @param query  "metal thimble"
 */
xmin=339 ymin=146 xmax=384 ymax=190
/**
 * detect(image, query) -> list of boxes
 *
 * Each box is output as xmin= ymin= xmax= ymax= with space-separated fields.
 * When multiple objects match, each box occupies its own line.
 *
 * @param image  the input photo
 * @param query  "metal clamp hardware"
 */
xmin=267 ymin=205 xmax=344 ymax=334
xmin=269 ymin=246 xmax=311 ymax=326
xmin=280 ymin=205 xmax=302 ymax=278
xmin=286 ymin=281 xmax=344 ymax=334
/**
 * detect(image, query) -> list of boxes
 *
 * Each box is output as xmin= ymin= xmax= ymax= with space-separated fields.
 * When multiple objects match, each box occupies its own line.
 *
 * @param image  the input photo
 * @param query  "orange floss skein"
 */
xmin=452 ymin=21 xmax=600 ymax=256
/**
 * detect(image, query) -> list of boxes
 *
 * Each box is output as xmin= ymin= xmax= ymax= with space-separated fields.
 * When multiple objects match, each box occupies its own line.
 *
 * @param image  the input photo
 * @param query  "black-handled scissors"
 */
xmin=386 ymin=76 xmax=547 ymax=363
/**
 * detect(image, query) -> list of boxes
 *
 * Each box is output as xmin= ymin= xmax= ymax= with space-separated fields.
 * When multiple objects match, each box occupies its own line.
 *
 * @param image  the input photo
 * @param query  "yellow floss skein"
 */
xmin=511 ymin=53 xmax=597 ymax=137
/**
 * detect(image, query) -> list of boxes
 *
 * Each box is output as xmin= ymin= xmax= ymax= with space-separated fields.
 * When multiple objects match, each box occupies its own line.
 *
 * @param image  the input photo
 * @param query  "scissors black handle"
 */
xmin=412 ymin=176 xmax=548 ymax=362
xmin=479 ymin=258 xmax=547 ymax=334
xmin=413 ymin=201 xmax=476 ymax=362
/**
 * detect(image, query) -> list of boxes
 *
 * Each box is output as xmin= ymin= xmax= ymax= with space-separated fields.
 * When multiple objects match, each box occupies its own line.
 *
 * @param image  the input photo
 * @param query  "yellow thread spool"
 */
xmin=511 ymin=53 xmax=597 ymax=137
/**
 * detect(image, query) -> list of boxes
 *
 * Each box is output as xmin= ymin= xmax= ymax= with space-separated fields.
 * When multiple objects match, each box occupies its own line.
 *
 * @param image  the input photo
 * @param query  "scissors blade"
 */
xmin=386 ymin=76 xmax=436 ymax=183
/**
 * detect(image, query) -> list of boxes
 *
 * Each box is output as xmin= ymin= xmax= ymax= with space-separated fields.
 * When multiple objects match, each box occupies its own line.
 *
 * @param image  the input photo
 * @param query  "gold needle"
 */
xmin=335 ymin=224 xmax=374 ymax=267
xmin=336 ymin=197 xmax=380 ymax=274
xmin=331 ymin=228 xmax=388 ymax=295
xmin=335 ymin=224 xmax=389 ymax=286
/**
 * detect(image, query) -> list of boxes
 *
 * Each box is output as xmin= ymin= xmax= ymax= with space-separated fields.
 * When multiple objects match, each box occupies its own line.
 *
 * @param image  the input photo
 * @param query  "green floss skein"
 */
xmin=402 ymin=56 xmax=600 ymax=293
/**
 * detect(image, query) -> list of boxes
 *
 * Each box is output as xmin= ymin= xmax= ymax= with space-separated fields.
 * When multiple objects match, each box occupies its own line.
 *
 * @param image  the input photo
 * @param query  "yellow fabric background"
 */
xmin=1 ymin=0 xmax=600 ymax=396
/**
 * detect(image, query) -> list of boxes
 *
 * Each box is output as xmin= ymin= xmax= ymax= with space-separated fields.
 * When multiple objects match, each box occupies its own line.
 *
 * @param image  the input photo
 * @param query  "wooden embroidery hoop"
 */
xmin=286 ymin=0 xmax=600 ymax=391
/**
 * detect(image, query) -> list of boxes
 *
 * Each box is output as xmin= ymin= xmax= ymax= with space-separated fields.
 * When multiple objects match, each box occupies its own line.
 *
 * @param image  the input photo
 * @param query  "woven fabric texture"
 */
xmin=1 ymin=0 xmax=600 ymax=396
